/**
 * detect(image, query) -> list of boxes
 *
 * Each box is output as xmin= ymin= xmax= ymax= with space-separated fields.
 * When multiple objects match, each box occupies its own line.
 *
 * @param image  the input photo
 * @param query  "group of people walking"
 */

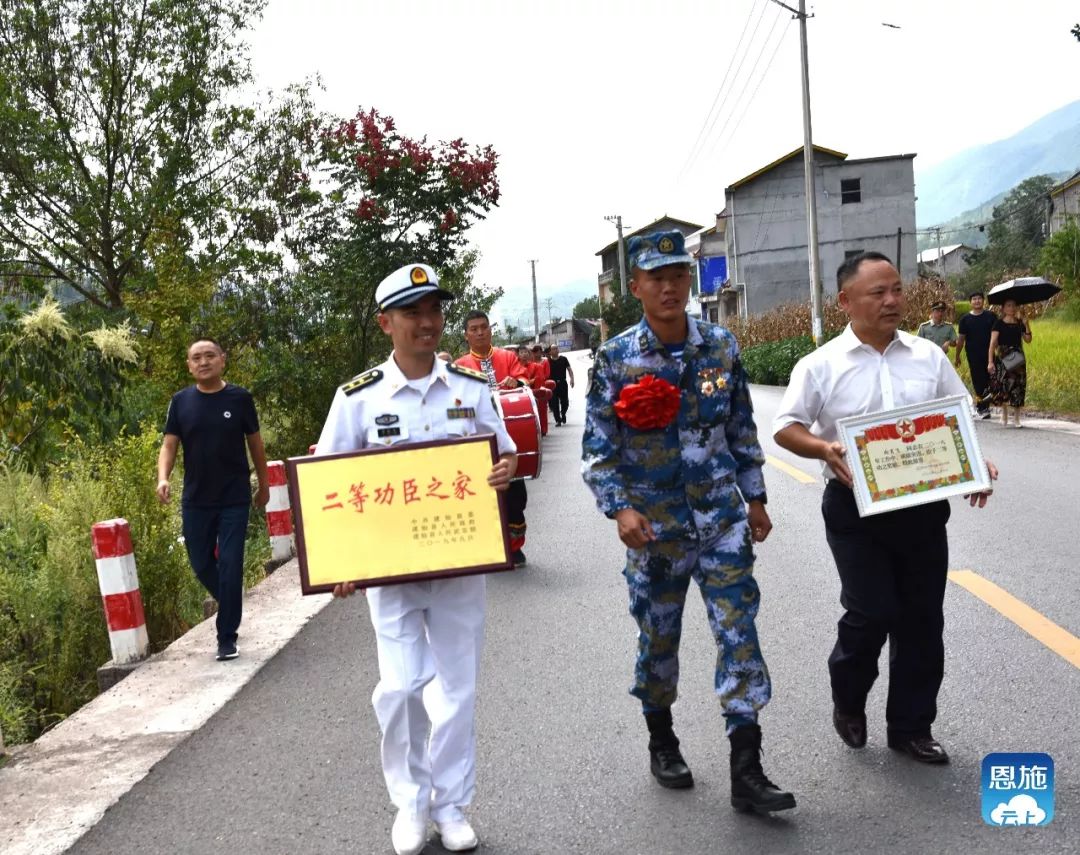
xmin=157 ymin=238 xmax=1003 ymax=854
xmin=919 ymin=291 xmax=1034 ymax=427
xmin=515 ymin=342 xmax=575 ymax=426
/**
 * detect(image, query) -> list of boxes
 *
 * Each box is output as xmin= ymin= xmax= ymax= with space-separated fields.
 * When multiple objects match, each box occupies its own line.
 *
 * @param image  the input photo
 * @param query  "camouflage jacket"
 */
xmin=581 ymin=315 xmax=767 ymax=541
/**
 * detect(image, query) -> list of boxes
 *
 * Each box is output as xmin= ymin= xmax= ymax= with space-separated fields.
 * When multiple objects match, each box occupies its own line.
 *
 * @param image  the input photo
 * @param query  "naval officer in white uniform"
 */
xmin=316 ymin=262 xmax=517 ymax=855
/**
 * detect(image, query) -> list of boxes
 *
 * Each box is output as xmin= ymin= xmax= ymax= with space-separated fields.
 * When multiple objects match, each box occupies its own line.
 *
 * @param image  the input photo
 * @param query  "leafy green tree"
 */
xmin=601 ymin=273 xmax=643 ymax=338
xmin=434 ymin=250 xmax=502 ymax=359
xmin=0 ymin=298 xmax=138 ymax=470
xmin=502 ymin=323 xmax=521 ymax=344
xmin=1040 ymin=220 xmax=1080 ymax=297
xmin=267 ymin=108 xmax=502 ymax=383
xmin=174 ymin=110 xmax=502 ymax=457
xmin=573 ymin=295 xmax=601 ymax=318
xmin=0 ymin=0 xmax=318 ymax=309
xmin=964 ymin=175 xmax=1056 ymax=283
xmin=1072 ymin=22 xmax=1079 ymax=41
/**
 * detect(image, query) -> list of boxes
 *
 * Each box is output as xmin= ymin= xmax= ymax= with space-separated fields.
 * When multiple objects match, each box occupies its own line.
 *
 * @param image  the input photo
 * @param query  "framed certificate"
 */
xmin=836 ymin=395 xmax=992 ymax=517
xmin=286 ymin=435 xmax=512 ymax=594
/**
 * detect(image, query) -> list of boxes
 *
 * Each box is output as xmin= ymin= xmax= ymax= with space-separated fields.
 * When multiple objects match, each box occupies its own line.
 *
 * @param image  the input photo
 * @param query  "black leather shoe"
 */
xmin=650 ymin=745 xmax=694 ymax=788
xmin=832 ymin=706 xmax=867 ymax=749
xmin=729 ymin=725 xmax=796 ymax=814
xmin=887 ymin=734 xmax=949 ymax=764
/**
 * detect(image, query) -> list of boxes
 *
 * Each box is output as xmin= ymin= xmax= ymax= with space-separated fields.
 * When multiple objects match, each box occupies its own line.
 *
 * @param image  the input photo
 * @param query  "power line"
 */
xmin=684 ymin=1 xmax=773 ymax=177
xmin=695 ymin=2 xmax=775 ymax=165
xmin=679 ymin=0 xmax=760 ymax=179
xmin=921 ymin=188 xmax=1052 ymax=235
xmin=711 ymin=15 xmax=791 ymax=165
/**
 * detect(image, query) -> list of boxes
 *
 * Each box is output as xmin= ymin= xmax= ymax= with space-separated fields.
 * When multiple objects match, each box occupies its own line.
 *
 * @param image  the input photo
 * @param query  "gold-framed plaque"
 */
xmin=286 ymin=435 xmax=511 ymax=594
xmin=836 ymin=395 xmax=992 ymax=517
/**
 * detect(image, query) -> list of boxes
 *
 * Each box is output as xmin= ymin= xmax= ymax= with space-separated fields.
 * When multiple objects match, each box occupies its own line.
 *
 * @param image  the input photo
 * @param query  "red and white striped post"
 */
xmin=266 ymin=461 xmax=294 ymax=561
xmin=90 ymin=519 xmax=149 ymax=666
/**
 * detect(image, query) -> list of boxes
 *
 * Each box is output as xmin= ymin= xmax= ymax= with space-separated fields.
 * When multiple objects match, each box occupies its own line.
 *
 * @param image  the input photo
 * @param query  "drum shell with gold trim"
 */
xmin=493 ymin=388 xmax=542 ymax=480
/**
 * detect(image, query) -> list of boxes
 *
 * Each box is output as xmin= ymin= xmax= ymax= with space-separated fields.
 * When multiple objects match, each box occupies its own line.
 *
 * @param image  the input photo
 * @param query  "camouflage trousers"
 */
xmin=624 ymin=524 xmax=771 ymax=719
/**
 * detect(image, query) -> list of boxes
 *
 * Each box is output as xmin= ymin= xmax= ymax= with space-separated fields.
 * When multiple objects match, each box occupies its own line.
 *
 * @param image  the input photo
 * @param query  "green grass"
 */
xmin=1023 ymin=319 xmax=1080 ymax=415
xmin=954 ymin=317 xmax=1080 ymax=416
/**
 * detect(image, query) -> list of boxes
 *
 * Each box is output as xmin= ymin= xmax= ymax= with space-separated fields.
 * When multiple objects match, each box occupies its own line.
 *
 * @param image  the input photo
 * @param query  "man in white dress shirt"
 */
xmin=772 ymin=252 xmax=997 ymax=765
xmin=316 ymin=263 xmax=517 ymax=855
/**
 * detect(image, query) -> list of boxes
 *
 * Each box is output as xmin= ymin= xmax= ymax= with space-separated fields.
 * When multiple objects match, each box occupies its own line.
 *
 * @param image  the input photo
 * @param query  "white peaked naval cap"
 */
xmin=375 ymin=263 xmax=455 ymax=311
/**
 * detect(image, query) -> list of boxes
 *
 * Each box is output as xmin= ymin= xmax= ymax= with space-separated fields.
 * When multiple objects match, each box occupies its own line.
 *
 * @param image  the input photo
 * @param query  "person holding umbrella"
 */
xmin=987 ymin=299 xmax=1032 ymax=427
xmin=984 ymin=277 xmax=1060 ymax=428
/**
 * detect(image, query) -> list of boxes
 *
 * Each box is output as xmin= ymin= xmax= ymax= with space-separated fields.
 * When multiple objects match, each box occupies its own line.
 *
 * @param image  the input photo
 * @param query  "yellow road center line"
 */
xmin=949 ymin=570 xmax=1080 ymax=670
xmin=765 ymin=454 xmax=817 ymax=484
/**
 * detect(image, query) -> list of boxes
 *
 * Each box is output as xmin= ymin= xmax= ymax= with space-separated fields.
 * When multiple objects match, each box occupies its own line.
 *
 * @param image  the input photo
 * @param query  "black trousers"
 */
xmin=549 ymin=380 xmax=569 ymax=423
xmin=821 ymin=482 xmax=950 ymax=738
xmin=506 ymin=479 xmax=527 ymax=550
xmin=966 ymin=354 xmax=991 ymax=411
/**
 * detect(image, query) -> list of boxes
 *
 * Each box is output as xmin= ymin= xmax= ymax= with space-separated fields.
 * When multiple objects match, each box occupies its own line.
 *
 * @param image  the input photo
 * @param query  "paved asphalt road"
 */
xmin=72 ymin=351 xmax=1078 ymax=855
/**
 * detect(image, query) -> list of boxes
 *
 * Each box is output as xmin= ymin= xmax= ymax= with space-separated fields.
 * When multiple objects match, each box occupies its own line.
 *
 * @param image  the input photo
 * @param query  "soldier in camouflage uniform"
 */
xmin=581 ymin=230 xmax=795 ymax=814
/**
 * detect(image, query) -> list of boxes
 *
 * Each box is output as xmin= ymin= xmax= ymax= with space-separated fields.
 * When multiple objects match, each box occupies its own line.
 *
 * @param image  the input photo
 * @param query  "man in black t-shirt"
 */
xmin=954 ymin=292 xmax=997 ymax=417
xmin=547 ymin=344 xmax=575 ymax=426
xmin=157 ymin=339 xmax=269 ymax=661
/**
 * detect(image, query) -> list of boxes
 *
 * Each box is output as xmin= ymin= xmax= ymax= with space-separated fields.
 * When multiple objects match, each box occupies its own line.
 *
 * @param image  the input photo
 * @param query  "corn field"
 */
xmin=723 ymin=276 xmax=1064 ymax=350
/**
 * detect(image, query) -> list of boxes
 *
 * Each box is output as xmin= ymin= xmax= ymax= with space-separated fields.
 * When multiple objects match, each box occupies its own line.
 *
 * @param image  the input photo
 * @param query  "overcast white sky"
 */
xmin=249 ymin=0 xmax=1080 ymax=316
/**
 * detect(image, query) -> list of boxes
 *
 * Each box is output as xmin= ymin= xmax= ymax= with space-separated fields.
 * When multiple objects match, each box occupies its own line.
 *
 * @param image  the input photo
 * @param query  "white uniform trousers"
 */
xmin=367 ymin=574 xmax=486 ymax=822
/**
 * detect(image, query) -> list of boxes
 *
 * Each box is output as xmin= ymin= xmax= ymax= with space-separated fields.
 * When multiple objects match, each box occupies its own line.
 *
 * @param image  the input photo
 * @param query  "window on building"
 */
xmin=841 ymin=178 xmax=861 ymax=204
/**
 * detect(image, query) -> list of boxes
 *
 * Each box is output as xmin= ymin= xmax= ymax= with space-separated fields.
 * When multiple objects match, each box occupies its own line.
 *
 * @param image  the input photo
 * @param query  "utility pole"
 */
xmin=604 ymin=215 xmax=628 ymax=296
xmin=771 ymin=0 xmax=824 ymax=346
xmin=543 ymin=297 xmax=555 ymax=329
xmin=933 ymin=227 xmax=944 ymax=277
xmin=528 ymin=259 xmax=540 ymax=343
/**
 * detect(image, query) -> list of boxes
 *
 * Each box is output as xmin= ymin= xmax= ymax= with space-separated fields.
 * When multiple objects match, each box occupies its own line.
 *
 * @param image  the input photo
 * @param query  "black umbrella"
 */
xmin=987 ymin=277 xmax=1062 ymax=306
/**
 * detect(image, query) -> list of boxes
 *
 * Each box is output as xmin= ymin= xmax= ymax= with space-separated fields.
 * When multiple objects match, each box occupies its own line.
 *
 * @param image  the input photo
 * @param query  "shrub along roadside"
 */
xmin=730 ymin=279 xmax=1077 ymax=416
xmin=0 ymin=425 xmax=269 ymax=745
xmin=740 ymin=335 xmax=816 ymax=386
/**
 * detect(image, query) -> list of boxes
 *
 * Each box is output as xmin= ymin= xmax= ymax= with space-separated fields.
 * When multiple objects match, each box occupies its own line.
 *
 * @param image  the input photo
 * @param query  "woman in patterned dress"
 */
xmin=987 ymin=298 xmax=1032 ymax=427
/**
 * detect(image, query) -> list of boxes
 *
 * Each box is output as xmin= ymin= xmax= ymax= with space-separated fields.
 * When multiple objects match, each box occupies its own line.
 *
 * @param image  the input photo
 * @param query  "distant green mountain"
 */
xmin=915 ymin=171 xmax=1070 ymax=253
xmin=916 ymin=99 xmax=1080 ymax=227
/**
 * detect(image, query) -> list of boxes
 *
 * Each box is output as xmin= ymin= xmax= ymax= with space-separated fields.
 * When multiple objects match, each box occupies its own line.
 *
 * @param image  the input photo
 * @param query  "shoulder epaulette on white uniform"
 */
xmin=447 ymin=364 xmax=488 ymax=383
xmin=342 ymin=368 xmax=383 ymax=396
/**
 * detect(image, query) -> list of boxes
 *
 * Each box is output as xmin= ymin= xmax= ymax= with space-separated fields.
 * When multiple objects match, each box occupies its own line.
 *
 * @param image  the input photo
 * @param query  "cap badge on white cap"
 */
xmin=410 ymin=266 xmax=429 ymax=285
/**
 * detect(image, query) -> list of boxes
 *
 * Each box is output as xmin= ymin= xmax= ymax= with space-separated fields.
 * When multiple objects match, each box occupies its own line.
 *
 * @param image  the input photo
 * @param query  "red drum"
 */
xmin=494 ymin=388 xmax=542 ymax=480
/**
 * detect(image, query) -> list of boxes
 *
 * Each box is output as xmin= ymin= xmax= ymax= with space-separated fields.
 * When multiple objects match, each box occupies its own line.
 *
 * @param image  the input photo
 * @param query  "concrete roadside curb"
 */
xmin=0 ymin=560 xmax=332 ymax=855
xmin=1004 ymin=415 xmax=1080 ymax=436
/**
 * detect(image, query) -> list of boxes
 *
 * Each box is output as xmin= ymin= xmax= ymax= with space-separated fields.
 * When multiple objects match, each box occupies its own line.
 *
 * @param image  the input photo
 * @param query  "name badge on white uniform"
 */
xmin=367 ymin=422 xmax=410 ymax=446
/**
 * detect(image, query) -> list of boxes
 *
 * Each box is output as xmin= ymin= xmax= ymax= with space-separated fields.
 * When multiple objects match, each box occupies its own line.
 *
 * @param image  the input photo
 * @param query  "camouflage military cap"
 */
xmin=627 ymin=230 xmax=694 ymax=271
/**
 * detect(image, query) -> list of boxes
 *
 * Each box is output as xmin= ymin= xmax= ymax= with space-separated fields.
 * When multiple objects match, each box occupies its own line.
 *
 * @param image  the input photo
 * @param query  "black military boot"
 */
xmin=645 ymin=709 xmax=694 ymax=789
xmin=728 ymin=724 xmax=796 ymax=814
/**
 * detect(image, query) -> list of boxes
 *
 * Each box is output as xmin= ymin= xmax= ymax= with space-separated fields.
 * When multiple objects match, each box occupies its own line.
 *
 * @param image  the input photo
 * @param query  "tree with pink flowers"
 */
xmin=310 ymin=107 xmax=500 ymax=283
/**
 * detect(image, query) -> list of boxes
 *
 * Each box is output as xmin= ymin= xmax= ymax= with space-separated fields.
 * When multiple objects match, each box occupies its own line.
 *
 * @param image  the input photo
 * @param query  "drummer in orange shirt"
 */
xmin=517 ymin=346 xmax=554 ymax=436
xmin=530 ymin=344 xmax=551 ymax=385
xmin=457 ymin=311 xmax=531 ymax=566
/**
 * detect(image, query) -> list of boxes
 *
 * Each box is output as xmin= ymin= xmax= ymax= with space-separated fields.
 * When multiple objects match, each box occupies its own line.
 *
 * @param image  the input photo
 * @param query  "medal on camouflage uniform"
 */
xmin=697 ymin=367 xmax=728 ymax=397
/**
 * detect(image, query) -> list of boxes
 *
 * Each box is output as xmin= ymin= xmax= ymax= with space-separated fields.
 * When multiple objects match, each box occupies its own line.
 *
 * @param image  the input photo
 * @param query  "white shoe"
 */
xmin=435 ymin=815 xmax=478 ymax=852
xmin=391 ymin=811 xmax=428 ymax=855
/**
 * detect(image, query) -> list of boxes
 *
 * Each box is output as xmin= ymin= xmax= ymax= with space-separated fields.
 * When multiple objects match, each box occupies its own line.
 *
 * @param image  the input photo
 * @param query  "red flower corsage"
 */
xmin=614 ymin=374 xmax=681 ymax=430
